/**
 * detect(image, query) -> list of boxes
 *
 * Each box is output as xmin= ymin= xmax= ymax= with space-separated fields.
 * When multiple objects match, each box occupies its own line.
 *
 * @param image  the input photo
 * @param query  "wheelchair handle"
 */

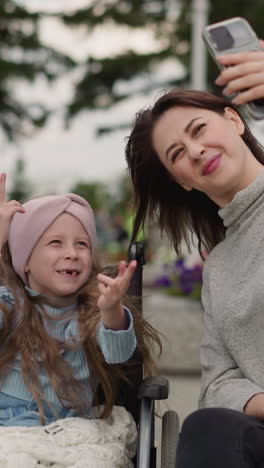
xmin=128 ymin=242 xmax=146 ymax=265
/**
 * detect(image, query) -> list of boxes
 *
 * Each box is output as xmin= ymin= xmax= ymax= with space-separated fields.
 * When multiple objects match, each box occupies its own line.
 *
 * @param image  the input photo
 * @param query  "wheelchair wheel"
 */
xmin=161 ymin=410 xmax=179 ymax=468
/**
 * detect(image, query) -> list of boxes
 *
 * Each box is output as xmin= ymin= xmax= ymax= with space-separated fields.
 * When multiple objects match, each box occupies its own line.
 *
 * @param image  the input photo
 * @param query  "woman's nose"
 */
xmin=187 ymin=142 xmax=205 ymax=160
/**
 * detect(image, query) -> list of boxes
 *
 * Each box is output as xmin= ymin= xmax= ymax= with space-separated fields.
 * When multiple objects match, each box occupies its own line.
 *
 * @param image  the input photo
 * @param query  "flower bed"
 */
xmin=152 ymin=257 xmax=204 ymax=301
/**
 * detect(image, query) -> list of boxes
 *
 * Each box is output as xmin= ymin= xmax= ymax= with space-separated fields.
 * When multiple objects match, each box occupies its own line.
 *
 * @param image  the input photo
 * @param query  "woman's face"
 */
xmin=152 ymin=105 xmax=263 ymax=207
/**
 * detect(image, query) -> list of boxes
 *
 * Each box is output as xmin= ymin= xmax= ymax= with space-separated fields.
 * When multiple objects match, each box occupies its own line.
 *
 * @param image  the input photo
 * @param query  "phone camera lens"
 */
xmin=210 ymin=26 xmax=234 ymax=51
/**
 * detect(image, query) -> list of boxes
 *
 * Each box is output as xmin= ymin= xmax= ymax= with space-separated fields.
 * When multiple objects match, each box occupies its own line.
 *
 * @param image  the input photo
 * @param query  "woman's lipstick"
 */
xmin=202 ymin=154 xmax=221 ymax=176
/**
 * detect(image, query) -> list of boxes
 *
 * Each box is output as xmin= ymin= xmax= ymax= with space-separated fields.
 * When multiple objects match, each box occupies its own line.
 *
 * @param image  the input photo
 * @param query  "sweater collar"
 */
xmin=25 ymin=285 xmax=78 ymax=312
xmin=218 ymin=169 xmax=264 ymax=227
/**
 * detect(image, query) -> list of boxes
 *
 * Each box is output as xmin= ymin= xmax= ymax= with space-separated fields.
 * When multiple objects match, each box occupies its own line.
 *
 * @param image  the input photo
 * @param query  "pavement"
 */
xmin=143 ymin=291 xmax=203 ymax=374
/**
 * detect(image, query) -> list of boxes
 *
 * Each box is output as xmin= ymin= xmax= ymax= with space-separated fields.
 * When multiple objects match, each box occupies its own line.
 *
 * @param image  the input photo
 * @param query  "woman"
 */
xmin=125 ymin=49 xmax=264 ymax=467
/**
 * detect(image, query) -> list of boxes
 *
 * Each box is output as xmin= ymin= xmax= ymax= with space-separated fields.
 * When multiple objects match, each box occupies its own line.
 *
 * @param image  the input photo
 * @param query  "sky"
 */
xmin=2 ymin=0 xmax=184 ymax=195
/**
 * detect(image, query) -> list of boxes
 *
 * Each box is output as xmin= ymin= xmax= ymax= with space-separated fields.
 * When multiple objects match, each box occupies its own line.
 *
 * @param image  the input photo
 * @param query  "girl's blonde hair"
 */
xmin=0 ymin=244 xmax=161 ymax=424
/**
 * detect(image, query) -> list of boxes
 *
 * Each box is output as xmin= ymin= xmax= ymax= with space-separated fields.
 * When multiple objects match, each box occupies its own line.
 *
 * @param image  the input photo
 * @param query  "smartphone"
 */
xmin=203 ymin=17 xmax=264 ymax=120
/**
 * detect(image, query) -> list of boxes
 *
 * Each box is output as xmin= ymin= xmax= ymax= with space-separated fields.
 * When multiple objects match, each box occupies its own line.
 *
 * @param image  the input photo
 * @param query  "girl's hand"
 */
xmin=0 ymin=173 xmax=25 ymax=251
xmin=97 ymin=260 xmax=137 ymax=330
xmin=215 ymin=41 xmax=264 ymax=105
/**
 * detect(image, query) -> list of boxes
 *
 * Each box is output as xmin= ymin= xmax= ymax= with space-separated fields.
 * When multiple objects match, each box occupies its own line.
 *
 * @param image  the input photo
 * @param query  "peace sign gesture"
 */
xmin=0 ymin=173 xmax=25 ymax=251
xmin=97 ymin=259 xmax=137 ymax=330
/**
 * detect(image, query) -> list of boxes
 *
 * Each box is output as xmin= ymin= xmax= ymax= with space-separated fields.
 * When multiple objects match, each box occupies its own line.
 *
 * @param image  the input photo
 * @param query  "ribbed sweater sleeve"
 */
xmin=96 ymin=307 xmax=137 ymax=364
xmin=0 ymin=286 xmax=14 ymax=328
xmin=199 ymin=273 xmax=264 ymax=412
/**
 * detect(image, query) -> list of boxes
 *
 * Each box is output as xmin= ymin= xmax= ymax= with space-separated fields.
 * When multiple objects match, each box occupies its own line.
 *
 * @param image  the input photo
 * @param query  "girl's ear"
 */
xmin=224 ymin=107 xmax=245 ymax=135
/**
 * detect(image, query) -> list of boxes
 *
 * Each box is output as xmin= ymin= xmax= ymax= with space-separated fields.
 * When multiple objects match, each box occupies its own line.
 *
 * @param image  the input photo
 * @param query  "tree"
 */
xmin=0 ymin=0 xmax=74 ymax=141
xmin=59 ymin=0 xmax=264 ymax=131
xmin=60 ymin=0 xmax=187 ymax=133
xmin=69 ymin=180 xmax=113 ymax=212
xmin=8 ymin=1 xmax=262 ymax=139
xmin=8 ymin=157 xmax=32 ymax=202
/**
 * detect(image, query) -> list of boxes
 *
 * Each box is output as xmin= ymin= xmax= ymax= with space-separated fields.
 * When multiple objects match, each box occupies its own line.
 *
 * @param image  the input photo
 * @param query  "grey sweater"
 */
xmin=199 ymin=169 xmax=264 ymax=412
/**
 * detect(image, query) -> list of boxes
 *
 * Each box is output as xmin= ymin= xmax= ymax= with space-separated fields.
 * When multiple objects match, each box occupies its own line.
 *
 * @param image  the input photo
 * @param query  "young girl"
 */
xmin=0 ymin=172 xmax=160 ymax=428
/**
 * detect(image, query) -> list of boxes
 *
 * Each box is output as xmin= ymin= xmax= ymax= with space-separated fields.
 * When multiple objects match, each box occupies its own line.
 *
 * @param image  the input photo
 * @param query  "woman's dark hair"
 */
xmin=125 ymin=88 xmax=264 ymax=255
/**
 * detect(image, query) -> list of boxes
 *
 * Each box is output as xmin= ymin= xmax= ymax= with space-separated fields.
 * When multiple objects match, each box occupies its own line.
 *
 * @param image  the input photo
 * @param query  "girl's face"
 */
xmin=25 ymin=213 xmax=92 ymax=298
xmin=152 ymin=105 xmax=263 ymax=207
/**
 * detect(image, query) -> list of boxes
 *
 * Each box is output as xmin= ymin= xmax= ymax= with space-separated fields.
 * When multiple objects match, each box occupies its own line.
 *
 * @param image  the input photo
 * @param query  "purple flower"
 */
xmin=152 ymin=256 xmax=204 ymax=299
xmin=181 ymin=284 xmax=194 ymax=295
xmin=174 ymin=258 xmax=185 ymax=271
xmin=153 ymin=275 xmax=172 ymax=287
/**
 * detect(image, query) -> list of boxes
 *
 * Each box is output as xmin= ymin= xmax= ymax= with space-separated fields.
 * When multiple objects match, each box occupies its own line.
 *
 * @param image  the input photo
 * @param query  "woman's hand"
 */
xmin=97 ymin=260 xmax=137 ymax=330
xmin=215 ymin=41 xmax=264 ymax=105
xmin=244 ymin=393 xmax=264 ymax=420
xmin=0 ymin=173 xmax=25 ymax=251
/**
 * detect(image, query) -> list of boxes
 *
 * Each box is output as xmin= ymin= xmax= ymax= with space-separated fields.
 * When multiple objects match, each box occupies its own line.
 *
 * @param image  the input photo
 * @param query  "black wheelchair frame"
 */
xmin=116 ymin=242 xmax=180 ymax=468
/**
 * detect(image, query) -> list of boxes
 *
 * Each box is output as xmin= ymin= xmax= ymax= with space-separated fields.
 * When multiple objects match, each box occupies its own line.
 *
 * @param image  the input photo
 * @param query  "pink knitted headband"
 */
xmin=8 ymin=193 xmax=96 ymax=284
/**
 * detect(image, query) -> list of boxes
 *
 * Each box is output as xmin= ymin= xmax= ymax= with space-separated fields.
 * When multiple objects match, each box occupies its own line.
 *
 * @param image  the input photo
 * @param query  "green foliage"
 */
xmin=2 ymin=0 xmax=263 ymax=140
xmin=69 ymin=180 xmax=114 ymax=212
xmin=62 ymin=0 xmax=264 ymax=130
xmin=8 ymin=157 xmax=32 ymax=202
xmin=0 ymin=0 xmax=74 ymax=141
xmin=62 ymin=0 xmax=187 ymax=125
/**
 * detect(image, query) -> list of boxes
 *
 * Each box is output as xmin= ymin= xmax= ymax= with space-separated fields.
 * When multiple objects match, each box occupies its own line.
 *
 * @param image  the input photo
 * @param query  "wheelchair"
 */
xmin=103 ymin=241 xmax=180 ymax=468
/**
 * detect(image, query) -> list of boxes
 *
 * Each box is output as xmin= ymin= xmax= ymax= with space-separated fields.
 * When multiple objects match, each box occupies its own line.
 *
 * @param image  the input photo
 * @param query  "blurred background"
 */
xmin=2 ymin=0 xmax=264 ymax=453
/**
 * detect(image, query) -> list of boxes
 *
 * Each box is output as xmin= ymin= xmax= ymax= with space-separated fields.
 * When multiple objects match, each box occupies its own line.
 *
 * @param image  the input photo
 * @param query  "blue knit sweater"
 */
xmin=0 ymin=285 xmax=136 ymax=407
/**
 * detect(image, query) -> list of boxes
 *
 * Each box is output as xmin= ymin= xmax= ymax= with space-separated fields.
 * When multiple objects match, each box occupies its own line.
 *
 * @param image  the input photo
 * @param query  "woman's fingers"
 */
xmin=0 ymin=173 xmax=6 ymax=204
xmin=217 ymin=49 xmax=264 ymax=67
xmin=216 ymin=54 xmax=264 ymax=86
xmin=216 ymin=62 xmax=263 ymax=87
xmin=214 ymin=49 xmax=264 ymax=105
xmin=232 ymin=84 xmax=264 ymax=105
xmin=222 ymin=71 xmax=264 ymax=96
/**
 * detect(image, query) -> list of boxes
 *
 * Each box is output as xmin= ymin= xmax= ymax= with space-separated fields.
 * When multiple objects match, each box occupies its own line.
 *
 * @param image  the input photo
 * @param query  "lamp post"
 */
xmin=191 ymin=0 xmax=209 ymax=90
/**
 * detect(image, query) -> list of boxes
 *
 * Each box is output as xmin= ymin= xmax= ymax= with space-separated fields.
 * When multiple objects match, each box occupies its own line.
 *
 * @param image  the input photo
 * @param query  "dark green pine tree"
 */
xmin=0 ymin=0 xmax=74 ymax=141
xmin=60 ymin=0 xmax=264 ymax=133
xmin=8 ymin=157 xmax=32 ymax=202
xmin=61 ymin=0 xmax=187 ymax=134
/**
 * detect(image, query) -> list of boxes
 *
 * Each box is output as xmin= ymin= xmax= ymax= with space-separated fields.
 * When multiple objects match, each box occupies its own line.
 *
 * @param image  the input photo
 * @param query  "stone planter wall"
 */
xmin=143 ymin=291 xmax=203 ymax=374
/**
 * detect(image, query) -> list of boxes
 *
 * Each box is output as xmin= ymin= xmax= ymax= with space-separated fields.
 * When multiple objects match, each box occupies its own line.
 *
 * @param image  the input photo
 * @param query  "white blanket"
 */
xmin=0 ymin=406 xmax=137 ymax=468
